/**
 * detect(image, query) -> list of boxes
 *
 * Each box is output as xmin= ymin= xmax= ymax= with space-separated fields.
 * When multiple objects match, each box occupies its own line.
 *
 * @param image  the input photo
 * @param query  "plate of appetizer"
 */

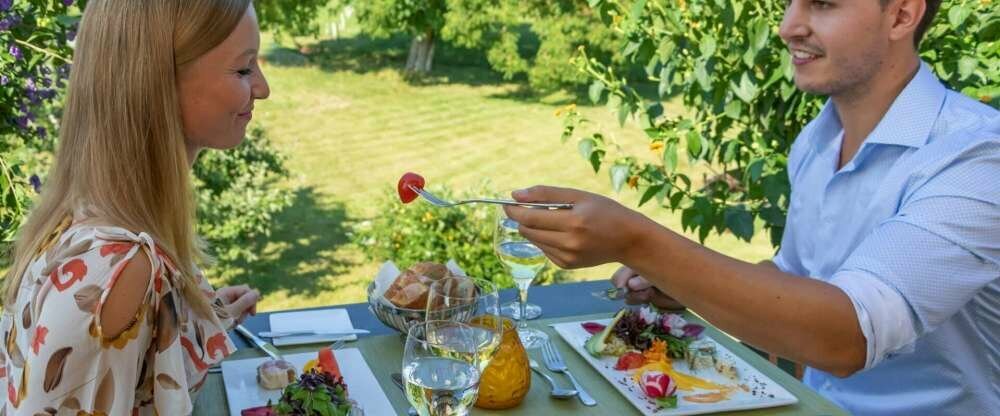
xmin=222 ymin=346 xmax=395 ymax=416
xmin=551 ymin=307 xmax=798 ymax=415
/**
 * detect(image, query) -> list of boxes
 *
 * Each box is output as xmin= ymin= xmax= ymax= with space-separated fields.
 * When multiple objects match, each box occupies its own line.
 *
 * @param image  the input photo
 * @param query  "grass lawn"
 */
xmin=209 ymin=31 xmax=776 ymax=312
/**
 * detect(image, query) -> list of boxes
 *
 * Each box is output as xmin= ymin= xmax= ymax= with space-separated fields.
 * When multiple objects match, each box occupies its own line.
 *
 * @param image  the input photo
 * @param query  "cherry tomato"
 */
xmin=397 ymin=172 xmax=425 ymax=203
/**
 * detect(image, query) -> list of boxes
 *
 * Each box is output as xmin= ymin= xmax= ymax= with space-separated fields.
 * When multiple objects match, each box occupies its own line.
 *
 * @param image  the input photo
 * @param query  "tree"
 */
xmin=351 ymin=0 xmax=620 ymax=89
xmin=563 ymin=0 xmax=999 ymax=249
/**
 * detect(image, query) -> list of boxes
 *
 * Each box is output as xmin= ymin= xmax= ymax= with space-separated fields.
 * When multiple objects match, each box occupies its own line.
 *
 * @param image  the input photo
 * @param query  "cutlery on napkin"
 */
xmin=267 ymin=308 xmax=360 ymax=346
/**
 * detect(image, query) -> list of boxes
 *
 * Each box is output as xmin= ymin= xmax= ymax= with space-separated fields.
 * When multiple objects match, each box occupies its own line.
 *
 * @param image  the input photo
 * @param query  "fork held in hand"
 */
xmin=410 ymin=185 xmax=574 ymax=210
xmin=541 ymin=340 xmax=597 ymax=406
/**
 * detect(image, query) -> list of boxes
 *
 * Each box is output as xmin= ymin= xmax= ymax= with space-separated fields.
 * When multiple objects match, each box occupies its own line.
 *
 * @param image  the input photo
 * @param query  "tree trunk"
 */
xmin=405 ymin=30 xmax=436 ymax=74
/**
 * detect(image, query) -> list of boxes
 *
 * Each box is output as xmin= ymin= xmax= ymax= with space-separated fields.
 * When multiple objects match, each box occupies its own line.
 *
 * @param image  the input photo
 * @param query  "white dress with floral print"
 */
xmin=0 ymin=221 xmax=236 ymax=415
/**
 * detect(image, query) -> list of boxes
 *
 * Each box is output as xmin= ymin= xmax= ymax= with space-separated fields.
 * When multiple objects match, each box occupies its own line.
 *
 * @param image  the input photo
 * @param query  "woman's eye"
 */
xmin=812 ymin=0 xmax=831 ymax=8
xmin=237 ymin=68 xmax=253 ymax=77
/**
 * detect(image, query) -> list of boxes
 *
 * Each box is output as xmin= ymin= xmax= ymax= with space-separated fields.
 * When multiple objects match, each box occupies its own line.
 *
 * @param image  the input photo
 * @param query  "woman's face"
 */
xmin=177 ymin=5 xmax=269 ymax=159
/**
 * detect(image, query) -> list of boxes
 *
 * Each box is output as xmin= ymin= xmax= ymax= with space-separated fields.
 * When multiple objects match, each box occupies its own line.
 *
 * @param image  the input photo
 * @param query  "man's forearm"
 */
xmin=622 ymin=218 xmax=867 ymax=377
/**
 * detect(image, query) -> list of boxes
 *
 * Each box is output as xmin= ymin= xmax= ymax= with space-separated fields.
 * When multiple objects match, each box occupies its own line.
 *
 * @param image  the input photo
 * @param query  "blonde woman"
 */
xmin=1 ymin=0 xmax=269 ymax=414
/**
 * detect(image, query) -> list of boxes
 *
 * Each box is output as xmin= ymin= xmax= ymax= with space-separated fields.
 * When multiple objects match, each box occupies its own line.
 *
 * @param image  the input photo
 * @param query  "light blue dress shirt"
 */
xmin=773 ymin=62 xmax=1000 ymax=415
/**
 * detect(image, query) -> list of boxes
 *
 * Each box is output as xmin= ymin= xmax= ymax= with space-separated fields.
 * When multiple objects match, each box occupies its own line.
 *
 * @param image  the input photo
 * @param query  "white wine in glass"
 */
xmin=403 ymin=321 xmax=485 ymax=416
xmin=493 ymin=213 xmax=549 ymax=349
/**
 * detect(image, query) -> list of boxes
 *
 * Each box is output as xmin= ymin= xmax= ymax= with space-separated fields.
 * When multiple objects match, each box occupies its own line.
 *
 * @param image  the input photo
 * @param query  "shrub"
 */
xmin=351 ymin=184 xmax=563 ymax=289
xmin=193 ymin=125 xmax=294 ymax=265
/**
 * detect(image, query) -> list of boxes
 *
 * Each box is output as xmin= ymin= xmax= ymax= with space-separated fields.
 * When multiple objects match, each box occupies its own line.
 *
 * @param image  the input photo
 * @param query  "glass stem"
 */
xmin=516 ymin=279 xmax=531 ymax=330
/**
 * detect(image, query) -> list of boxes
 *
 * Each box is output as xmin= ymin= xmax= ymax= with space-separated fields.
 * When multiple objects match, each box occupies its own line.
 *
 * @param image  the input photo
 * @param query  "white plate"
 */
xmin=221 ymin=348 xmax=396 ymax=416
xmin=551 ymin=319 xmax=798 ymax=416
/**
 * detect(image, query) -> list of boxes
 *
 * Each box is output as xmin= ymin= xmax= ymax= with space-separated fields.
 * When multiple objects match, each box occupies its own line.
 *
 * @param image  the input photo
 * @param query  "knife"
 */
xmin=258 ymin=329 xmax=370 ymax=338
xmin=235 ymin=324 xmax=284 ymax=360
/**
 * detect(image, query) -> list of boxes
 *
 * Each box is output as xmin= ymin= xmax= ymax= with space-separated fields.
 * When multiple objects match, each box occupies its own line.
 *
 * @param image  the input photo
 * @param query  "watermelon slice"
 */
xmin=318 ymin=347 xmax=342 ymax=380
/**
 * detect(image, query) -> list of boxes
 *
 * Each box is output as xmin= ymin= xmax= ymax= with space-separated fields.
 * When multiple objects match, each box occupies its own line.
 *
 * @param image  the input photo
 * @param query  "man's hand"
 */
xmin=503 ymin=186 xmax=653 ymax=269
xmin=216 ymin=284 xmax=260 ymax=326
xmin=611 ymin=266 xmax=685 ymax=311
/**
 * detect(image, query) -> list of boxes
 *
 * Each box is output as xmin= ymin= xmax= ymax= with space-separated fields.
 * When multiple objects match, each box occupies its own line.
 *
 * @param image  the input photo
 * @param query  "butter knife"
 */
xmin=235 ymin=324 xmax=284 ymax=360
xmin=258 ymin=329 xmax=370 ymax=338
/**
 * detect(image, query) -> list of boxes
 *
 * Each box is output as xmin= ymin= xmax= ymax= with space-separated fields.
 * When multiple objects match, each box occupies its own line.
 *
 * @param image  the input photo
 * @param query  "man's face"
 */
xmin=779 ymin=0 xmax=893 ymax=97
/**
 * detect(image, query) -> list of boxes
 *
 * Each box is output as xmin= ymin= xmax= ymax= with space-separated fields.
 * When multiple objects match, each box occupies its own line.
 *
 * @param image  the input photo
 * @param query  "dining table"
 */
xmin=193 ymin=280 xmax=848 ymax=416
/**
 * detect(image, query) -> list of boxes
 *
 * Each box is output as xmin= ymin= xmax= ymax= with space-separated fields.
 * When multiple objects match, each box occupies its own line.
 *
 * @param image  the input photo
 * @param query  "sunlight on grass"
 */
xmin=211 ymin=32 xmax=775 ymax=312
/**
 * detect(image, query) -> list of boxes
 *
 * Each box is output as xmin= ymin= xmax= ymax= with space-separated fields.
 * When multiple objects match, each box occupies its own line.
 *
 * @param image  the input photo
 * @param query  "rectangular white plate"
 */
xmin=268 ymin=309 xmax=358 ymax=346
xmin=221 ymin=348 xmax=395 ymax=416
xmin=551 ymin=319 xmax=798 ymax=416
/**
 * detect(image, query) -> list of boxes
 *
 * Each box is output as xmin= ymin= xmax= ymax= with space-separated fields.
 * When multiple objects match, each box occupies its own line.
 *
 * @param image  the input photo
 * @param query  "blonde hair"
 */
xmin=3 ymin=0 xmax=252 ymax=317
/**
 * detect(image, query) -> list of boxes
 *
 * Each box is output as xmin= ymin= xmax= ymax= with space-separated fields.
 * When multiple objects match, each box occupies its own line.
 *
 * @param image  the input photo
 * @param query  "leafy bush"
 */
xmin=3 ymin=0 xmax=309 ymax=266
xmin=351 ymin=184 xmax=563 ymax=289
xmin=1 ymin=0 xmax=78 ymax=247
xmin=565 ymin=0 xmax=999 ymax=248
xmin=193 ymin=125 xmax=294 ymax=264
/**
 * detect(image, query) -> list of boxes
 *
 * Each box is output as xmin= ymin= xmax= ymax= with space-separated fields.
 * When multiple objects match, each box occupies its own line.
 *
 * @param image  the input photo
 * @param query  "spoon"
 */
xmin=529 ymin=358 xmax=578 ymax=399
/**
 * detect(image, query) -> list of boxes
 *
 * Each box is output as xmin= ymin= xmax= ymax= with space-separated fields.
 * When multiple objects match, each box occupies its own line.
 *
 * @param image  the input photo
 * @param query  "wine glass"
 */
xmin=402 ymin=321 xmax=488 ymax=416
xmin=493 ymin=210 xmax=549 ymax=349
xmin=426 ymin=278 xmax=503 ymax=372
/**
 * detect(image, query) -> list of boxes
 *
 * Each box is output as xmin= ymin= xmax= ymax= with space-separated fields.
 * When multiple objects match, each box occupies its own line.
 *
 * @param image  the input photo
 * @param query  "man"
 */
xmin=504 ymin=0 xmax=999 ymax=414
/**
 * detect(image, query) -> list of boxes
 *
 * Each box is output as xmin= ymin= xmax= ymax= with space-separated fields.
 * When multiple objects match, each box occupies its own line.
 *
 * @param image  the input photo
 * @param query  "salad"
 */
xmin=582 ymin=307 xmax=737 ymax=409
xmin=242 ymin=347 xmax=356 ymax=416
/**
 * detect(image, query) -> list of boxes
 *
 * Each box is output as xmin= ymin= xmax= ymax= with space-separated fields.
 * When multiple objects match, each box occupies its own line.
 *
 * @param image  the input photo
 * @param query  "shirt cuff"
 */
xmin=829 ymin=270 xmax=918 ymax=369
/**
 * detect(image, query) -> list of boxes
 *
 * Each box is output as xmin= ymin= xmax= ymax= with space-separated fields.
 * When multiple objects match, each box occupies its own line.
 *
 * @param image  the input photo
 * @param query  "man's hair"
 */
xmin=881 ymin=0 xmax=943 ymax=47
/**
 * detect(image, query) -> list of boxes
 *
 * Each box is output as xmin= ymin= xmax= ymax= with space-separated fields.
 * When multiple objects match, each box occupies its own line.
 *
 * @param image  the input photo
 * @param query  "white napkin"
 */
xmin=267 ymin=308 xmax=357 ymax=346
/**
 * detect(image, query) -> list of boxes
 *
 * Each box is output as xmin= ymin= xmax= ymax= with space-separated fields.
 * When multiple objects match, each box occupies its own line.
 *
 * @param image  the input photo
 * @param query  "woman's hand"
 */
xmin=216 ymin=284 xmax=260 ymax=326
xmin=611 ymin=266 xmax=685 ymax=311
xmin=503 ymin=185 xmax=653 ymax=268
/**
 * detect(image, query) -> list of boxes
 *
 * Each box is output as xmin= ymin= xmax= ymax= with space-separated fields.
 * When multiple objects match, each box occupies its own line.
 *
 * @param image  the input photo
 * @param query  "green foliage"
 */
xmin=2 ymin=1 xmax=305 ymax=265
xmin=1 ymin=0 xmax=78 ymax=248
xmin=351 ymin=184 xmax=562 ymax=289
xmin=566 ymin=0 xmax=999 ymax=248
xmin=351 ymin=0 xmax=621 ymax=90
xmin=257 ymin=0 xmax=340 ymax=37
xmin=193 ymin=126 xmax=294 ymax=264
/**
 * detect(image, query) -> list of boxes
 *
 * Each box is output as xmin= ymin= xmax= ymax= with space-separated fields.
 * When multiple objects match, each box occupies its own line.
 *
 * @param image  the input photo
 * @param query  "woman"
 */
xmin=1 ymin=0 xmax=268 ymax=413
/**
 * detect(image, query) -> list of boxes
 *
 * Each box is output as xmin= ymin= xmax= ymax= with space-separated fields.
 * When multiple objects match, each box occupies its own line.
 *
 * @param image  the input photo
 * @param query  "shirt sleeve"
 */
xmin=15 ymin=238 xmax=155 ymax=415
xmin=829 ymin=140 xmax=1000 ymax=369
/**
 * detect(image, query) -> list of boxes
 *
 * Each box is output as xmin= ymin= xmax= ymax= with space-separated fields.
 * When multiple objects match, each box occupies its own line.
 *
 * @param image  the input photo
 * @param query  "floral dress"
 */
xmin=0 ymin=218 xmax=236 ymax=415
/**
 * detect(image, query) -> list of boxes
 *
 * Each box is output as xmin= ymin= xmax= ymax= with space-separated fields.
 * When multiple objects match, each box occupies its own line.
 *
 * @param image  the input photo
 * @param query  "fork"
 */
xmin=541 ymin=340 xmax=597 ymax=406
xmin=410 ymin=185 xmax=574 ymax=210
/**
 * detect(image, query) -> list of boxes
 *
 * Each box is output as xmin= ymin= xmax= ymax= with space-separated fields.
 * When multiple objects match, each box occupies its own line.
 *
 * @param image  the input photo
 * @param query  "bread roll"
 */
xmin=383 ymin=262 xmax=475 ymax=309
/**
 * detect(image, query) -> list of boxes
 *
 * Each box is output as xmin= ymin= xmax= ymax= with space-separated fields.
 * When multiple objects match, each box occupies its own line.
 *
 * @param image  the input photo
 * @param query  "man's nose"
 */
xmin=779 ymin=0 xmax=811 ymax=44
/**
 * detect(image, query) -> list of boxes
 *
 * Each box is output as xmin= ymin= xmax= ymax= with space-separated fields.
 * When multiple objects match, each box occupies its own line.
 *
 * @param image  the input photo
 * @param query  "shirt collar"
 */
xmin=813 ymin=61 xmax=947 ymax=150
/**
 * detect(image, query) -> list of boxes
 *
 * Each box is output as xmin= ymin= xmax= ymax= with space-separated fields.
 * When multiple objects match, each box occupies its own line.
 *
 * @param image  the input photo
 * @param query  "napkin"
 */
xmin=267 ymin=308 xmax=357 ymax=346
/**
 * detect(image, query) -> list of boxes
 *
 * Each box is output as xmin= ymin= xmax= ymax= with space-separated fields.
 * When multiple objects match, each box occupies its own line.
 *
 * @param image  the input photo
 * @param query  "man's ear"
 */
xmin=887 ymin=0 xmax=926 ymax=44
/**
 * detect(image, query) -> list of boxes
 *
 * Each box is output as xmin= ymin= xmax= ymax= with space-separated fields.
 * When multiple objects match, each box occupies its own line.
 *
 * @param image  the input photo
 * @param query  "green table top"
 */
xmin=194 ymin=313 xmax=847 ymax=416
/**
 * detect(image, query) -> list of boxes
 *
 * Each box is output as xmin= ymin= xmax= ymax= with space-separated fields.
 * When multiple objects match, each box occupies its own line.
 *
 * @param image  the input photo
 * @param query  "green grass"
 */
xmin=209 ymin=32 xmax=775 ymax=312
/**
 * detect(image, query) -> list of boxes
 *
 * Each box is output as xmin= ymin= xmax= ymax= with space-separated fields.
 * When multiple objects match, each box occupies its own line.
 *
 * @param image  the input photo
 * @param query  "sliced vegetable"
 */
xmin=318 ymin=346 xmax=343 ymax=379
xmin=584 ymin=309 xmax=627 ymax=357
xmin=614 ymin=351 xmax=647 ymax=370
xmin=581 ymin=322 xmax=606 ymax=335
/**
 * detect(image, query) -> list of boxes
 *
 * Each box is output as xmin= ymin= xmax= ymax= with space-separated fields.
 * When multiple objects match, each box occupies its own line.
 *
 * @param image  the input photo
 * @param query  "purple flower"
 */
xmin=25 ymin=76 xmax=35 ymax=91
xmin=0 ymin=75 xmax=8 ymax=86
xmin=29 ymin=175 xmax=42 ymax=193
xmin=36 ymin=126 xmax=46 ymax=139
xmin=0 ymin=0 xmax=12 ymax=12
xmin=8 ymin=44 xmax=21 ymax=60
xmin=62 ymin=0 xmax=74 ymax=6
xmin=15 ymin=116 xmax=28 ymax=129
xmin=0 ymin=18 xmax=13 ymax=32
xmin=66 ymin=29 xmax=76 ymax=42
